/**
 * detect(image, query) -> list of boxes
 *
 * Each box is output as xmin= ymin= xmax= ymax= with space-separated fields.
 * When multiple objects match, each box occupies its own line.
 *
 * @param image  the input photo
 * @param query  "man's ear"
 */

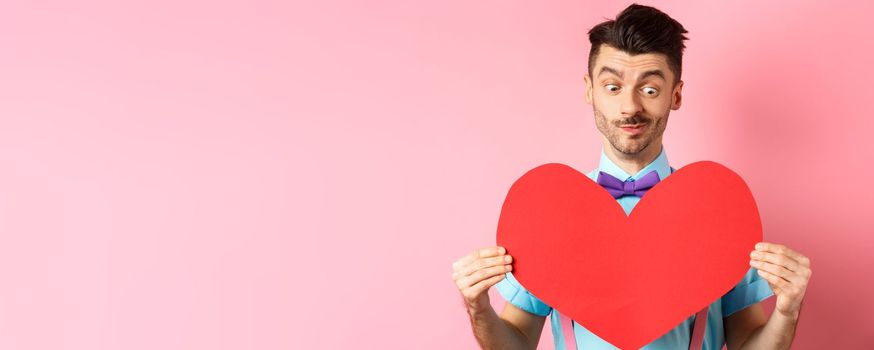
xmin=671 ymin=80 xmax=684 ymax=110
xmin=584 ymin=74 xmax=593 ymax=105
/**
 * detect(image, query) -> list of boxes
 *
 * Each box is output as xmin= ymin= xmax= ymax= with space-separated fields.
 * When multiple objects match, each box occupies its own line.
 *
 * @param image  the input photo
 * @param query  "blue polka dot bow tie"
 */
xmin=595 ymin=170 xmax=661 ymax=199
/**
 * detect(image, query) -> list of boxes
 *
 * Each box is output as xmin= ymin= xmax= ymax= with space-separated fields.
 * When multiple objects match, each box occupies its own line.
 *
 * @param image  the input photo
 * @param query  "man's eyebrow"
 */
xmin=640 ymin=69 xmax=666 ymax=81
xmin=598 ymin=66 xmax=623 ymax=79
xmin=597 ymin=66 xmax=667 ymax=82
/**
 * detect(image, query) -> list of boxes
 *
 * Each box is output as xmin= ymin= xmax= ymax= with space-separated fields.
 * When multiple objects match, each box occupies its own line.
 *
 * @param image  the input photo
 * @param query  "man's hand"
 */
xmin=452 ymin=246 xmax=514 ymax=312
xmin=749 ymin=241 xmax=812 ymax=318
xmin=453 ymin=246 xmax=539 ymax=350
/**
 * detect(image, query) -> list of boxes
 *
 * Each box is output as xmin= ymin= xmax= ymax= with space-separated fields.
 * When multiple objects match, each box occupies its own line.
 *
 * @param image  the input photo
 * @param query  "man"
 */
xmin=451 ymin=4 xmax=811 ymax=350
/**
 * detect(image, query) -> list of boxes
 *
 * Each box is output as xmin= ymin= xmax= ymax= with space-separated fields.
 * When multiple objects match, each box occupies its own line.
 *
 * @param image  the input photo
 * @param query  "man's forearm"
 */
xmin=739 ymin=309 xmax=800 ymax=350
xmin=467 ymin=305 xmax=532 ymax=350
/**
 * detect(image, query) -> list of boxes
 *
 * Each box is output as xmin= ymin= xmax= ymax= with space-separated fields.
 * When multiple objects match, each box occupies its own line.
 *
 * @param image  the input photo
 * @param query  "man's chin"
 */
xmin=613 ymin=141 xmax=649 ymax=155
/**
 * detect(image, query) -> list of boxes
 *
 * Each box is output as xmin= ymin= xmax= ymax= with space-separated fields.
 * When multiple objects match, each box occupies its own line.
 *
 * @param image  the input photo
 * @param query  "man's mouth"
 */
xmin=619 ymin=123 xmax=647 ymax=136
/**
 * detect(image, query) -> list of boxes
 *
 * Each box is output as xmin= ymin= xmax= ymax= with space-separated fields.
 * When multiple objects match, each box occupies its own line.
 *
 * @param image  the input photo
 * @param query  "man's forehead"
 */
xmin=593 ymin=45 xmax=671 ymax=80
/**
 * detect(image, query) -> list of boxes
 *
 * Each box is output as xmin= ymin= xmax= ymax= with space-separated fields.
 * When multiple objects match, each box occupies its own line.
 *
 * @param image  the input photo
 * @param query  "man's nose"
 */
xmin=619 ymin=89 xmax=643 ymax=117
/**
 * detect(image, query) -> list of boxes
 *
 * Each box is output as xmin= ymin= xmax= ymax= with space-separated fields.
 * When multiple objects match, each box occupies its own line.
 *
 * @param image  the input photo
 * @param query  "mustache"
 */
xmin=616 ymin=114 xmax=650 ymax=126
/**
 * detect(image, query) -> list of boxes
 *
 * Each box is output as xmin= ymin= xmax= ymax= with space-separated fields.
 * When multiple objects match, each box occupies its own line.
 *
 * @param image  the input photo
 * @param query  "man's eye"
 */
xmin=642 ymin=87 xmax=658 ymax=96
xmin=605 ymin=84 xmax=620 ymax=92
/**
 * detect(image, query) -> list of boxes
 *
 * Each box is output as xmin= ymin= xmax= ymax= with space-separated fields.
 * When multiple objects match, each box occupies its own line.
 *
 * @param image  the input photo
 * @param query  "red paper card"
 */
xmin=496 ymin=161 xmax=762 ymax=349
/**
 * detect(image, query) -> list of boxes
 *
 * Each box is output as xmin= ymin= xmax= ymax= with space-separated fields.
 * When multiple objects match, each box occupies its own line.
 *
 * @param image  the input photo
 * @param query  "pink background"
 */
xmin=1 ymin=1 xmax=872 ymax=349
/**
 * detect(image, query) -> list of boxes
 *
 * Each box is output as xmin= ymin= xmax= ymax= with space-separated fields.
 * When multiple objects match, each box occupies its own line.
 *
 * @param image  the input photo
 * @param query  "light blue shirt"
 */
xmin=495 ymin=146 xmax=774 ymax=350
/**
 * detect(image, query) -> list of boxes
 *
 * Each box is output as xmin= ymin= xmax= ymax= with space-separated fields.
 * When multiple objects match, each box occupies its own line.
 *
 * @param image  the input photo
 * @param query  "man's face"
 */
xmin=584 ymin=44 xmax=683 ymax=155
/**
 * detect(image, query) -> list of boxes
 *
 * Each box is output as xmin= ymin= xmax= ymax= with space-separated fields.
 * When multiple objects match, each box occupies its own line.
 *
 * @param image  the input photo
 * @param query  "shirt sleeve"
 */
xmin=494 ymin=271 xmax=553 ymax=316
xmin=721 ymin=266 xmax=775 ymax=317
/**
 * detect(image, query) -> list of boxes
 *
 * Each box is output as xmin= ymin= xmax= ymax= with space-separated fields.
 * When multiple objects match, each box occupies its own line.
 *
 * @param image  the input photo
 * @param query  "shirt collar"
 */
xmin=597 ymin=145 xmax=672 ymax=181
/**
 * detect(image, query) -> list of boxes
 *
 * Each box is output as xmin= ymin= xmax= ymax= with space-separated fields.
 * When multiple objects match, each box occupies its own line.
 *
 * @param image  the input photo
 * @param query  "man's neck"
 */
xmin=603 ymin=141 xmax=663 ymax=177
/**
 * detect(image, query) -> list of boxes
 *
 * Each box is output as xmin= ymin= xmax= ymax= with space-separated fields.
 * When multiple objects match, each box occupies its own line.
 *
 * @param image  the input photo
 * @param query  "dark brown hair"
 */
xmin=587 ymin=3 xmax=689 ymax=85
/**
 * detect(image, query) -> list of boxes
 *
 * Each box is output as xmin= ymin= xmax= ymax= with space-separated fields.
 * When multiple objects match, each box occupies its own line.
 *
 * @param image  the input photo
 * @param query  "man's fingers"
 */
xmin=458 ymin=254 xmax=512 ymax=278
xmin=756 ymin=269 xmax=790 ymax=291
xmin=755 ymin=242 xmax=810 ymax=267
xmin=750 ymin=250 xmax=801 ymax=273
xmin=453 ymin=246 xmax=506 ymax=270
xmin=456 ymin=264 xmax=513 ymax=290
xmin=751 ymin=260 xmax=799 ymax=285
xmin=475 ymin=246 xmax=506 ymax=259
xmin=465 ymin=274 xmax=507 ymax=299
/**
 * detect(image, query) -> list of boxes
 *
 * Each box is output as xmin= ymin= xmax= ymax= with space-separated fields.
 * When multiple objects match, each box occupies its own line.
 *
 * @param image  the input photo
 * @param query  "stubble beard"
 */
xmin=593 ymin=107 xmax=665 ymax=155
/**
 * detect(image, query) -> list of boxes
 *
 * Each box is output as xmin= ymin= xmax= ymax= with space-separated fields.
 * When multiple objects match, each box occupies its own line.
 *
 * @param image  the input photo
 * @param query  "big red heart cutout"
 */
xmin=496 ymin=161 xmax=762 ymax=349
